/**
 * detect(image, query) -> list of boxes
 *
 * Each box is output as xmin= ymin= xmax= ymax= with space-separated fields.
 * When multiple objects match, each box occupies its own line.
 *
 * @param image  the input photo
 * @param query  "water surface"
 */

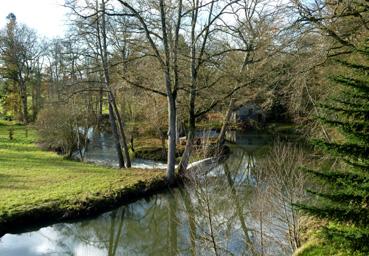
xmin=0 ymin=132 xmax=294 ymax=255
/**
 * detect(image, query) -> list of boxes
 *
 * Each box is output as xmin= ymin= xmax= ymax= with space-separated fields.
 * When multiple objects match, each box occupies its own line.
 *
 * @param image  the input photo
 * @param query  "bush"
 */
xmin=35 ymin=103 xmax=94 ymax=158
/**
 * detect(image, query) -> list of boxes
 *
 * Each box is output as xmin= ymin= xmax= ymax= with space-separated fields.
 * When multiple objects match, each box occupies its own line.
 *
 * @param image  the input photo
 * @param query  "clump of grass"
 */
xmin=294 ymin=217 xmax=367 ymax=256
xmin=0 ymin=121 xmax=166 ymax=235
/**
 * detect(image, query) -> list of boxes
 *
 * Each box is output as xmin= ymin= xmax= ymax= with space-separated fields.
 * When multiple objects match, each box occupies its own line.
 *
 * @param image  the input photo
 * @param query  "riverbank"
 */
xmin=294 ymin=219 xmax=367 ymax=256
xmin=133 ymin=137 xmax=185 ymax=162
xmin=0 ymin=121 xmax=168 ymax=237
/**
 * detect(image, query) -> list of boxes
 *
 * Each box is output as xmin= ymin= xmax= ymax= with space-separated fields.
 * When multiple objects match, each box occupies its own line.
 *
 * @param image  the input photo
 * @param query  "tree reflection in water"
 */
xmin=0 ymin=140 xmax=305 ymax=256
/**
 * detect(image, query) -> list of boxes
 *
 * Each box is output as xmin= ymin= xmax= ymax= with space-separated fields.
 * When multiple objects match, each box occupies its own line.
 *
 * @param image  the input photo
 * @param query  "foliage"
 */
xmin=298 ymin=49 xmax=369 ymax=253
xmin=0 ymin=14 xmax=41 ymax=123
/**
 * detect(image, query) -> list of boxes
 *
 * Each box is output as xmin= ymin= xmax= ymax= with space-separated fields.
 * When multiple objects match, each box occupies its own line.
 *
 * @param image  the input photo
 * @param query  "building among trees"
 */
xmin=231 ymin=103 xmax=266 ymax=128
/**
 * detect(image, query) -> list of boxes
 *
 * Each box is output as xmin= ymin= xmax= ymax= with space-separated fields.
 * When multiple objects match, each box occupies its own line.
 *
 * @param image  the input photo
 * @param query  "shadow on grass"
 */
xmin=0 ymin=174 xmax=31 ymax=190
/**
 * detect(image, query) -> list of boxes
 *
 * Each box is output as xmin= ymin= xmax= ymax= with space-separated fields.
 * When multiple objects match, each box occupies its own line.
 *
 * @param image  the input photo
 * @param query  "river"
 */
xmin=0 ymin=131 xmax=295 ymax=256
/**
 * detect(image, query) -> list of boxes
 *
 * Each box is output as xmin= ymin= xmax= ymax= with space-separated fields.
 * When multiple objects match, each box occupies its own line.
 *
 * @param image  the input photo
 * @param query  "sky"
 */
xmin=0 ymin=0 xmax=67 ymax=38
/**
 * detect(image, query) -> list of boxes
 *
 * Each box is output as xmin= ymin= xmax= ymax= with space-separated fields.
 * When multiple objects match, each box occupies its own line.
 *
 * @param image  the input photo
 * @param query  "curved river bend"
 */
xmin=0 ymin=131 xmax=294 ymax=256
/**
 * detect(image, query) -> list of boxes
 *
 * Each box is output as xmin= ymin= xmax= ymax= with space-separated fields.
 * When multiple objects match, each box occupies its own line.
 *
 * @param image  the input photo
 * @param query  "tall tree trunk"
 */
xmin=35 ymin=78 xmax=41 ymax=119
xmin=32 ymin=82 xmax=36 ymax=121
xmin=175 ymin=115 xmax=180 ymax=144
xmin=19 ymin=79 xmax=28 ymax=124
xmin=178 ymin=75 xmax=196 ymax=175
xmin=167 ymin=94 xmax=177 ymax=184
xmin=217 ymin=98 xmax=235 ymax=147
xmin=32 ymin=73 xmax=42 ymax=121
xmin=98 ymin=83 xmax=103 ymax=126
xmin=178 ymin=120 xmax=195 ymax=176
xmin=99 ymin=0 xmax=131 ymax=168
xmin=108 ymin=97 xmax=125 ymax=168
xmin=178 ymin=16 xmax=197 ymax=175
xmin=111 ymin=96 xmax=131 ymax=167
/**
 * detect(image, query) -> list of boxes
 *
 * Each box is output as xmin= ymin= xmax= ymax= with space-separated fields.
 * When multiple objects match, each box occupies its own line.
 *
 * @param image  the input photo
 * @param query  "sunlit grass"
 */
xmin=0 ymin=121 xmax=165 ymax=225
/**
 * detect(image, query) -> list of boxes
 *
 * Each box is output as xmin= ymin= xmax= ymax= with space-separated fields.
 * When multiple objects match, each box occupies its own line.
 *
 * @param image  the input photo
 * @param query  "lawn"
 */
xmin=0 ymin=120 xmax=166 ymax=234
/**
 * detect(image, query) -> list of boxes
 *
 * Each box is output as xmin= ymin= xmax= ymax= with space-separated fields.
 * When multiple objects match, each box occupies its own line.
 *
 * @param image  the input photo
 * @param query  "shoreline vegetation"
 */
xmin=0 ymin=0 xmax=367 ymax=254
xmin=0 ymin=121 xmax=355 ymax=256
xmin=1 ymin=119 xmax=351 ymax=255
xmin=0 ymin=120 xmax=171 ymax=237
xmin=0 ymin=119 xmax=229 ymax=237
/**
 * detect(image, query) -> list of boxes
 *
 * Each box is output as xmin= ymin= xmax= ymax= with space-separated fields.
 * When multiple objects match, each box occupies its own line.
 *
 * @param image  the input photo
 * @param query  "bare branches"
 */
xmin=290 ymin=0 xmax=369 ymax=52
xmin=119 ymin=75 xmax=167 ymax=97
xmin=116 ymin=0 xmax=166 ymax=68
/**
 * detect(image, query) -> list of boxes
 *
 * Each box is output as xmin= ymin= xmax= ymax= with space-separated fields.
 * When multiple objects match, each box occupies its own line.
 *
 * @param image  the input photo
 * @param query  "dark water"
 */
xmin=0 ymin=132 xmax=293 ymax=256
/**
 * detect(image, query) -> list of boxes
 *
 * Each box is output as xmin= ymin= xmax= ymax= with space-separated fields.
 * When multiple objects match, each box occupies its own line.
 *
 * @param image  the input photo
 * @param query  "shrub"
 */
xmin=35 ymin=103 xmax=94 ymax=158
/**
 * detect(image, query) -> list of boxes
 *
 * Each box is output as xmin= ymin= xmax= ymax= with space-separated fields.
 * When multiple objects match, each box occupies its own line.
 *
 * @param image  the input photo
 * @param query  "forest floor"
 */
xmin=0 ymin=120 xmax=167 ymax=236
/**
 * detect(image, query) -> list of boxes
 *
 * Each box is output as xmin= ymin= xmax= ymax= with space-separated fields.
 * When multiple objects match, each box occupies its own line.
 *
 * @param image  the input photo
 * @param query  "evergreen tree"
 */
xmin=292 ymin=0 xmax=369 ymax=252
xmin=299 ymin=48 xmax=369 ymax=251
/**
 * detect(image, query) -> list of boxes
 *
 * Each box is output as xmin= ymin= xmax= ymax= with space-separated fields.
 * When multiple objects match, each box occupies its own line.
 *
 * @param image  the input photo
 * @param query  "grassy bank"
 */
xmin=134 ymin=137 xmax=185 ymax=162
xmin=0 ymin=121 xmax=167 ymax=236
xmin=294 ymin=220 xmax=367 ymax=256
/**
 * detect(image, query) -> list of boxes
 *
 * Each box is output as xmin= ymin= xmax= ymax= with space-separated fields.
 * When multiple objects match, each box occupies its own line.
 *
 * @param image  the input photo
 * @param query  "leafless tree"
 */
xmin=110 ymin=0 xmax=184 ymax=183
xmin=65 ymin=0 xmax=131 ymax=168
xmin=251 ymin=140 xmax=309 ymax=254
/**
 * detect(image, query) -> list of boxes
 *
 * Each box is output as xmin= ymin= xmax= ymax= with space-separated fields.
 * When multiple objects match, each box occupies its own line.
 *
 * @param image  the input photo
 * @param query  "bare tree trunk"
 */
xmin=167 ymin=94 xmax=177 ymax=184
xmin=32 ymin=82 xmax=36 ymax=121
xmin=178 ymin=64 xmax=196 ymax=174
xmin=34 ymin=76 xmax=41 ymax=120
xmin=32 ymin=61 xmax=42 ymax=121
xmin=111 ymin=97 xmax=131 ymax=167
xmin=178 ymin=0 xmax=199 ymax=175
xmin=99 ymin=0 xmax=131 ymax=168
xmin=217 ymin=98 xmax=235 ymax=147
xmin=98 ymin=65 xmax=125 ymax=167
xmin=116 ymin=0 xmax=181 ymax=178
xmin=175 ymin=115 xmax=180 ymax=144
xmin=178 ymin=128 xmax=194 ymax=176
xmin=179 ymin=0 xmax=224 ymax=175
xmin=108 ymin=97 xmax=125 ymax=168
xmin=160 ymin=0 xmax=178 ymax=184
xmin=76 ymin=126 xmax=84 ymax=161
xmin=19 ymin=79 xmax=28 ymax=124
xmin=98 ymin=83 xmax=103 ymax=126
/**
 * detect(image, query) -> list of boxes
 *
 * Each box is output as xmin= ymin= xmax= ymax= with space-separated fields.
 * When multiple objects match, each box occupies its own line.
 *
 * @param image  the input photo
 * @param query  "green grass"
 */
xmin=197 ymin=120 xmax=223 ymax=130
xmin=295 ymin=231 xmax=366 ymax=256
xmin=295 ymin=219 xmax=367 ymax=256
xmin=0 ymin=121 xmax=166 ymax=233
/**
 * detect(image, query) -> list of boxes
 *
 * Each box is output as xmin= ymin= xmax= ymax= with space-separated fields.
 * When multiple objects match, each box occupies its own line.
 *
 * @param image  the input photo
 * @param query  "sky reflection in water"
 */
xmin=0 ymin=132 xmax=293 ymax=256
